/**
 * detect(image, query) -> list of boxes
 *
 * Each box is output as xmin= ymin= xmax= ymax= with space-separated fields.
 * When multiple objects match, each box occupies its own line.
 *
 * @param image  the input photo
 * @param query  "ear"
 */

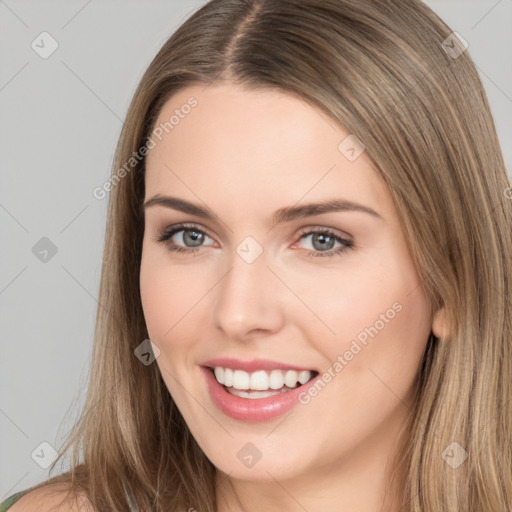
xmin=432 ymin=307 xmax=450 ymax=340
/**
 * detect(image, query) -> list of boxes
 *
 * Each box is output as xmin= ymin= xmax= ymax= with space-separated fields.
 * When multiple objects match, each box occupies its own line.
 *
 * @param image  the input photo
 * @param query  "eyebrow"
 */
xmin=142 ymin=195 xmax=383 ymax=224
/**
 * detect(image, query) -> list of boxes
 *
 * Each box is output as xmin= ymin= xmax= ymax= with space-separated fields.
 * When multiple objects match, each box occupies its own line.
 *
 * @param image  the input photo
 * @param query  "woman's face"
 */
xmin=140 ymin=82 xmax=444 ymax=482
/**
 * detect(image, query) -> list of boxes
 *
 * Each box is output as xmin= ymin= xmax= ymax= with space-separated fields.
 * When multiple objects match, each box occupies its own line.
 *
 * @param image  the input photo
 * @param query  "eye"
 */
xmin=155 ymin=223 xmax=216 ymax=254
xmin=155 ymin=223 xmax=354 ymax=259
xmin=294 ymin=228 xmax=354 ymax=258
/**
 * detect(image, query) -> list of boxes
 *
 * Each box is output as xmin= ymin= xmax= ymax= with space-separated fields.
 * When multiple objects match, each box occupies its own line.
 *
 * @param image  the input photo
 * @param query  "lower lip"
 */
xmin=201 ymin=366 xmax=319 ymax=422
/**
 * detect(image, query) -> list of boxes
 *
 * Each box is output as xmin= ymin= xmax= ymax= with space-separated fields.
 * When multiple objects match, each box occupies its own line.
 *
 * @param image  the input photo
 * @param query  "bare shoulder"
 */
xmin=9 ymin=484 xmax=94 ymax=512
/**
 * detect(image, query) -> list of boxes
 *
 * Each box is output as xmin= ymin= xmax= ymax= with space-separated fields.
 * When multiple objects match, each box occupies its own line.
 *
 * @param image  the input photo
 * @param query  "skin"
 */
xmin=140 ymin=82 xmax=448 ymax=512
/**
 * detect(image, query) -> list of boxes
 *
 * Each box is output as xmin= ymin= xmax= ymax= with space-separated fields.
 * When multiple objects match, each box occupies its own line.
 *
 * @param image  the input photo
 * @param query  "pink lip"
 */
xmin=201 ymin=357 xmax=316 ymax=372
xmin=201 ymin=365 xmax=320 ymax=423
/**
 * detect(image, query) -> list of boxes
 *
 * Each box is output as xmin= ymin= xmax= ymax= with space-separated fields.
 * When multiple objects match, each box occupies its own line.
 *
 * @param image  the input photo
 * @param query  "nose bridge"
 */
xmin=212 ymin=244 xmax=284 ymax=339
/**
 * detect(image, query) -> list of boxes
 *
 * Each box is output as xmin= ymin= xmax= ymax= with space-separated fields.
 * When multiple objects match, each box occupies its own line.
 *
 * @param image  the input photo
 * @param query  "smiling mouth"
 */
xmin=208 ymin=366 xmax=319 ymax=399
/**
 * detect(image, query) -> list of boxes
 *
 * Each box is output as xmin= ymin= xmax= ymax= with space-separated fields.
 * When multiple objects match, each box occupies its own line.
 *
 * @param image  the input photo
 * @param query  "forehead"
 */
xmin=144 ymin=82 xmax=390 ymax=218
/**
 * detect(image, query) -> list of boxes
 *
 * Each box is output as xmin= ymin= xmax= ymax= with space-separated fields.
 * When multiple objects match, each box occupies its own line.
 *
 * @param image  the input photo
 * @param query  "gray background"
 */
xmin=1 ymin=0 xmax=511 ymax=499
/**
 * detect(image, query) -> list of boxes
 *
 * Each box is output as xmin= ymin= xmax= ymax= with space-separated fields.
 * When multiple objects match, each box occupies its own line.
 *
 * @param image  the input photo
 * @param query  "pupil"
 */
xmin=184 ymin=230 xmax=204 ymax=247
xmin=312 ymin=233 xmax=334 ymax=251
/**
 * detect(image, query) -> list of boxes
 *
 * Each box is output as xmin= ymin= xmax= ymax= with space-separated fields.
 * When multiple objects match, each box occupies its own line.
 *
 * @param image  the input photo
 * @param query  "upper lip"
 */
xmin=201 ymin=357 xmax=317 ymax=373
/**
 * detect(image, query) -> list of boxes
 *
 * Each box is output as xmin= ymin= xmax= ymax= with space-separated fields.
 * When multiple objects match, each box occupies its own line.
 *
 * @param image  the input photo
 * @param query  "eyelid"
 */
xmin=156 ymin=222 xmax=352 ymax=244
xmin=295 ymin=225 xmax=353 ymax=242
xmin=291 ymin=227 xmax=354 ymax=258
xmin=155 ymin=222 xmax=354 ymax=258
xmin=156 ymin=222 xmax=216 ymax=243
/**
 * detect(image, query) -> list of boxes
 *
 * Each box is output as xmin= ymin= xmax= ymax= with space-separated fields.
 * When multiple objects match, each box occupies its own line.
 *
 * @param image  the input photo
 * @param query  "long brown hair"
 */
xmin=42 ymin=0 xmax=512 ymax=510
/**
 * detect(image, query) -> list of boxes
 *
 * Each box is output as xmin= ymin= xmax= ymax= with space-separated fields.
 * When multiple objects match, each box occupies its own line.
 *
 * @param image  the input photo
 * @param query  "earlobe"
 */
xmin=432 ymin=307 xmax=450 ymax=340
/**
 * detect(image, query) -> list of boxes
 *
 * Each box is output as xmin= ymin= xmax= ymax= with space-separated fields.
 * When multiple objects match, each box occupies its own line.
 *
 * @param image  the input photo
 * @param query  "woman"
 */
xmin=4 ymin=0 xmax=511 ymax=510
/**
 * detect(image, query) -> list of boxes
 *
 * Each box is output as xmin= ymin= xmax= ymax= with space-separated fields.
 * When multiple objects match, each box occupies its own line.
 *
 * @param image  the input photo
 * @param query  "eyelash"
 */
xmin=155 ymin=223 xmax=354 ymax=258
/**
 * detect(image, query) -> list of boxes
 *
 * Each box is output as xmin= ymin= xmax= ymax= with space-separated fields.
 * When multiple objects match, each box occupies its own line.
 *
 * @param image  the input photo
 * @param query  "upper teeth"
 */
xmin=213 ymin=367 xmax=314 ymax=390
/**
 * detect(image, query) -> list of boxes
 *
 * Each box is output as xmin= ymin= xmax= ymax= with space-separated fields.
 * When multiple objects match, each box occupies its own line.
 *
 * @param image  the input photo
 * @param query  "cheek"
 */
xmin=317 ymin=270 xmax=432 ymax=411
xmin=324 ymin=293 xmax=430 ymax=437
xmin=294 ymin=276 xmax=431 ymax=451
xmin=139 ymin=247 xmax=192 ymax=345
xmin=291 ymin=246 xmax=432 ymax=386
xmin=139 ymin=251 xmax=204 ymax=401
xmin=139 ymin=245 xmax=218 ymax=358
xmin=280 ymin=259 xmax=408 ymax=345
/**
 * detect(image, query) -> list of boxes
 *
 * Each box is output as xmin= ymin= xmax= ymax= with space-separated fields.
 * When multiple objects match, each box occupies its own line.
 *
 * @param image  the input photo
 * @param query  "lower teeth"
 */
xmin=225 ymin=386 xmax=297 ymax=399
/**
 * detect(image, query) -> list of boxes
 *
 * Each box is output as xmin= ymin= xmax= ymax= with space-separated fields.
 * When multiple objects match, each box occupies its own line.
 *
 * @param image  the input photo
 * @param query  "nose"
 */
xmin=211 ymin=249 xmax=286 ymax=341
